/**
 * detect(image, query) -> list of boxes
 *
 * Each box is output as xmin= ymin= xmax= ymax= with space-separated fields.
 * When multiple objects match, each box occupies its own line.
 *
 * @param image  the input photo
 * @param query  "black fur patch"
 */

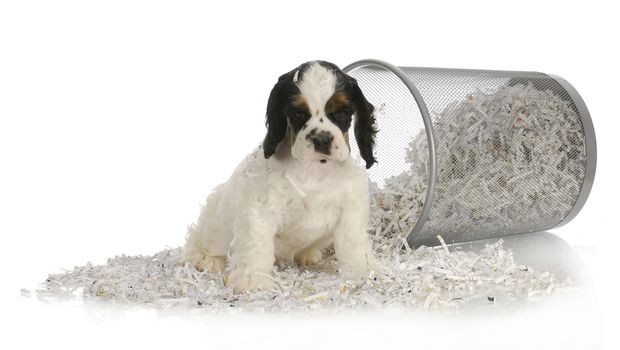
xmin=348 ymin=77 xmax=378 ymax=168
xmin=285 ymin=103 xmax=311 ymax=134
xmin=263 ymin=70 xmax=301 ymax=158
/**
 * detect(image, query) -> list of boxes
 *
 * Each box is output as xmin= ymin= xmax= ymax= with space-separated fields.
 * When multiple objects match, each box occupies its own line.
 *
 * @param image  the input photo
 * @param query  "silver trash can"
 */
xmin=344 ymin=59 xmax=596 ymax=247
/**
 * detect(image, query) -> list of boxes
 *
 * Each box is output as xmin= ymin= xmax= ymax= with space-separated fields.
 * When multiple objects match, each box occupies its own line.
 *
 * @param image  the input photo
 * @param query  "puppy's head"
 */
xmin=262 ymin=61 xmax=377 ymax=169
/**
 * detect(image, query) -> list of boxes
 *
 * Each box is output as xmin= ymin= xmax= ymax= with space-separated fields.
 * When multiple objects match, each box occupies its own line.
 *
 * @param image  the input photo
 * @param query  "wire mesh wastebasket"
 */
xmin=344 ymin=59 xmax=596 ymax=247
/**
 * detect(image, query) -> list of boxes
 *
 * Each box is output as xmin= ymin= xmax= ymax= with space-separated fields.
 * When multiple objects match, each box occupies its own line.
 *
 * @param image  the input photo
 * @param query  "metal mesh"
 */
xmin=349 ymin=67 xmax=428 ymax=188
xmin=346 ymin=63 xmax=588 ymax=246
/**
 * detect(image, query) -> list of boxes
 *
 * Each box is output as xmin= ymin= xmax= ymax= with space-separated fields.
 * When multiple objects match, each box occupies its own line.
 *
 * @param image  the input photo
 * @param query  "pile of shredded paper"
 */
xmin=36 ymin=83 xmax=580 ymax=311
xmin=37 ymin=236 xmax=567 ymax=311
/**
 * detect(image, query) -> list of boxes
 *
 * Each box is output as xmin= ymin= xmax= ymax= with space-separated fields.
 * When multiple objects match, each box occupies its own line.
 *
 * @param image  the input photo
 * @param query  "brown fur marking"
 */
xmin=325 ymin=92 xmax=350 ymax=114
xmin=293 ymin=95 xmax=309 ymax=109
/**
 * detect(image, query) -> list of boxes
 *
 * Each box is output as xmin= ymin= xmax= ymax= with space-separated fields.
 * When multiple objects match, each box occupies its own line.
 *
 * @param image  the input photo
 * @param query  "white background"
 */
xmin=1 ymin=0 xmax=618 ymax=349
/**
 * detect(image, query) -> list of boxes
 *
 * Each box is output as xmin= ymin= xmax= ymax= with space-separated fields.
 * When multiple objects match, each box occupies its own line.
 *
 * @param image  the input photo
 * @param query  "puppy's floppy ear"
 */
xmin=262 ymin=73 xmax=291 ymax=159
xmin=349 ymin=76 xmax=378 ymax=169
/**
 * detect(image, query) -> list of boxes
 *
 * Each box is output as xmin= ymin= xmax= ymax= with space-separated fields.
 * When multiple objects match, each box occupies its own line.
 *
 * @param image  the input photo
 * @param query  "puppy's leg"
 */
xmin=182 ymin=189 xmax=230 ymax=272
xmin=227 ymin=206 xmax=278 ymax=293
xmin=333 ymin=199 xmax=376 ymax=281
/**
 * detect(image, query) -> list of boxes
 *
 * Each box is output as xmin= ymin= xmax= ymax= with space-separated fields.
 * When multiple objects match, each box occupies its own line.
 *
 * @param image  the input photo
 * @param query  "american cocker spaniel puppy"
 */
xmin=183 ymin=60 xmax=378 ymax=293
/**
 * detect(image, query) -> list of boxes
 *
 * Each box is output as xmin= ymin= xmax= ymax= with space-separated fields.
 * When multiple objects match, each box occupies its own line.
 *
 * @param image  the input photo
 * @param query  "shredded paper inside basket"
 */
xmin=369 ymin=83 xmax=586 ymax=243
xmin=34 ymin=84 xmax=581 ymax=311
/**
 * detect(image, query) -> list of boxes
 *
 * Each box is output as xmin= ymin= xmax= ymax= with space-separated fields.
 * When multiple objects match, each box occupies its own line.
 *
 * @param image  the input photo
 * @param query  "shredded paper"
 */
xmin=35 ymin=84 xmax=581 ymax=311
xmin=38 ymin=238 xmax=566 ymax=311
xmin=370 ymin=83 xmax=586 ymax=243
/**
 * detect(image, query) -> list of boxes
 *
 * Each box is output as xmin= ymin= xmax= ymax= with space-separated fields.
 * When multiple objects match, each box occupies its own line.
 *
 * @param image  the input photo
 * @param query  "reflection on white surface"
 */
xmin=453 ymin=231 xmax=590 ymax=286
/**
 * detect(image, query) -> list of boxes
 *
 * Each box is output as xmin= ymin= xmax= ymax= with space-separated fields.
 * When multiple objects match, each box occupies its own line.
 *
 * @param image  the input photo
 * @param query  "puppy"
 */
xmin=183 ymin=61 xmax=378 ymax=293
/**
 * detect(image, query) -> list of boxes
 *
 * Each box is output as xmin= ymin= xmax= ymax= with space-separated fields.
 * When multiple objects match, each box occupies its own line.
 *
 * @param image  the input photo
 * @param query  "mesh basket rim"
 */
xmin=547 ymin=74 xmax=597 ymax=228
xmin=343 ymin=59 xmax=438 ymax=246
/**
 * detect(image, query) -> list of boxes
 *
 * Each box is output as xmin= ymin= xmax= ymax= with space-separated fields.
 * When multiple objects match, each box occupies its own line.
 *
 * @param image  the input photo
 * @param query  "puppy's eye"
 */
xmin=287 ymin=109 xmax=310 ymax=133
xmin=288 ymin=108 xmax=308 ymax=121
xmin=331 ymin=110 xmax=351 ymax=120
xmin=293 ymin=111 xmax=307 ymax=119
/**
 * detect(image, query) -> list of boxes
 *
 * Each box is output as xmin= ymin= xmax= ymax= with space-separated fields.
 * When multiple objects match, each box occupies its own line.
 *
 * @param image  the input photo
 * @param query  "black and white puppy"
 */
xmin=183 ymin=61 xmax=378 ymax=293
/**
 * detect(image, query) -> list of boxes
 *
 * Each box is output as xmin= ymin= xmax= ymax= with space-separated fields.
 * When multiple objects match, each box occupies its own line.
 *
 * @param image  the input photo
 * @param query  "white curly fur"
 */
xmin=183 ymin=63 xmax=376 ymax=293
xmin=183 ymin=147 xmax=376 ymax=293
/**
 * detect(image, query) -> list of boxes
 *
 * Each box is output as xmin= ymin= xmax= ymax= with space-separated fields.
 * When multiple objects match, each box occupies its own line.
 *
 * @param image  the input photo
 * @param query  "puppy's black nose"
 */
xmin=307 ymin=129 xmax=333 ymax=155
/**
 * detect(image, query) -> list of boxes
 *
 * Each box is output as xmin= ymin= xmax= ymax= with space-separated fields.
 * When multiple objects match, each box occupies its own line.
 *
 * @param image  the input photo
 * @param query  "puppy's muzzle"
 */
xmin=307 ymin=129 xmax=334 ymax=155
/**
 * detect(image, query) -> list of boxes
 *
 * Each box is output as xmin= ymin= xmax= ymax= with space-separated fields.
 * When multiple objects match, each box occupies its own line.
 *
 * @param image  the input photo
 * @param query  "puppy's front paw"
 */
xmin=339 ymin=253 xmax=377 ymax=281
xmin=194 ymin=255 xmax=226 ymax=273
xmin=227 ymin=268 xmax=276 ymax=294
